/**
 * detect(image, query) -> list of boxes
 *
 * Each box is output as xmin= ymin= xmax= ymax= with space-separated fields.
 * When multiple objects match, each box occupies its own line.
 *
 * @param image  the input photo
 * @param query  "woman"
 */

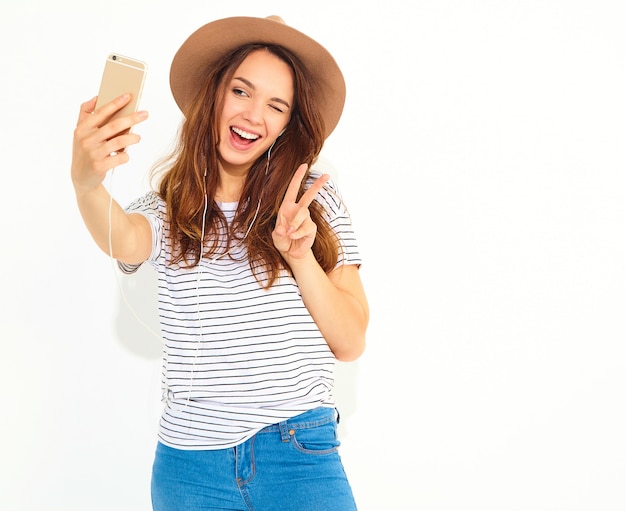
xmin=71 ymin=15 xmax=368 ymax=511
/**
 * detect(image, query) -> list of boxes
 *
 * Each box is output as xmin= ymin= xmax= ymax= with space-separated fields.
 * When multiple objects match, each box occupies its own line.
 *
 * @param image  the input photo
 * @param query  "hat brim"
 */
xmin=169 ymin=16 xmax=346 ymax=139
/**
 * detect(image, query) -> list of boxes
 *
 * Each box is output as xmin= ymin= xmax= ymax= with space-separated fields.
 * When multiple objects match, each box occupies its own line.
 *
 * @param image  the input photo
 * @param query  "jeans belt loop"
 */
xmin=278 ymin=419 xmax=292 ymax=442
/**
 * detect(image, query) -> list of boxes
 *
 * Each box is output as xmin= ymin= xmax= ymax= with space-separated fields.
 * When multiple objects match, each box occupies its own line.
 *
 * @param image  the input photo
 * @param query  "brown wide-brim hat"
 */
xmin=170 ymin=15 xmax=346 ymax=139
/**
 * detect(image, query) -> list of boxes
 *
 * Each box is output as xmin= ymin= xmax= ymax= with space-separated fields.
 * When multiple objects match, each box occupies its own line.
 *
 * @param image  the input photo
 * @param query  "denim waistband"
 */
xmin=258 ymin=407 xmax=338 ymax=437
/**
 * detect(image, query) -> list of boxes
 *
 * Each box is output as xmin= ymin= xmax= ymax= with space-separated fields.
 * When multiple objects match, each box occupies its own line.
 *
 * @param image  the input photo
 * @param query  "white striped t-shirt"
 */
xmin=120 ymin=175 xmax=361 ymax=450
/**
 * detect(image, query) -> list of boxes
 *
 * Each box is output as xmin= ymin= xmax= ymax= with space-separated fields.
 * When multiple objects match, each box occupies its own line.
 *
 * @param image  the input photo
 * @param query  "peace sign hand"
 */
xmin=272 ymin=164 xmax=330 ymax=262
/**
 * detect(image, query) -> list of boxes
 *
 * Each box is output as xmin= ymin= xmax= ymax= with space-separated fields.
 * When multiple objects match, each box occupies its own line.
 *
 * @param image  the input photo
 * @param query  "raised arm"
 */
xmin=272 ymin=164 xmax=369 ymax=361
xmin=71 ymin=95 xmax=151 ymax=264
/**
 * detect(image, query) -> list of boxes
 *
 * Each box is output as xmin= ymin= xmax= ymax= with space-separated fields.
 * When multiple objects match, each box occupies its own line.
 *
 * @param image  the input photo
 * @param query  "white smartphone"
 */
xmin=95 ymin=53 xmax=147 ymax=129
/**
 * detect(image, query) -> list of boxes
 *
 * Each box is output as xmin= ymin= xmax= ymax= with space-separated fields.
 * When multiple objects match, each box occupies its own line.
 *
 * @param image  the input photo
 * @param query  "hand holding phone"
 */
xmin=95 ymin=53 xmax=147 ymax=133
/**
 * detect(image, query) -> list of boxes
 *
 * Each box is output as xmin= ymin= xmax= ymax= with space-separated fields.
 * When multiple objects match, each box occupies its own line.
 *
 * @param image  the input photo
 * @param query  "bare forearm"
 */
xmin=288 ymin=251 xmax=368 ymax=361
xmin=74 ymin=183 xmax=142 ymax=261
xmin=71 ymin=96 xmax=151 ymax=262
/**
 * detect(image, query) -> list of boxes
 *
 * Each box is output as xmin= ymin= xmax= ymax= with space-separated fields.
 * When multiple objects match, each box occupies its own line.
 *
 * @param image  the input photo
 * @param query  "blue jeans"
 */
xmin=151 ymin=407 xmax=357 ymax=511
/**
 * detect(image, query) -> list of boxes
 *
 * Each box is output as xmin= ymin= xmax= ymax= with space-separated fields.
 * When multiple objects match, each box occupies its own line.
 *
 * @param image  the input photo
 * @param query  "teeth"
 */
xmin=232 ymin=127 xmax=259 ymax=140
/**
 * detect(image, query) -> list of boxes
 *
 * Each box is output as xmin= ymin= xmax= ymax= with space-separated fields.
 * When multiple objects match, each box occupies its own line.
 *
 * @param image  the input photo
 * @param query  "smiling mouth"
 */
xmin=231 ymin=126 xmax=260 ymax=144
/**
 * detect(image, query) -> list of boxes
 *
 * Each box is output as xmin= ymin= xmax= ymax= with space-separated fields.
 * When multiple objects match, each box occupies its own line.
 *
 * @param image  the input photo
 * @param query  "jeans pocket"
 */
xmin=290 ymin=421 xmax=340 ymax=455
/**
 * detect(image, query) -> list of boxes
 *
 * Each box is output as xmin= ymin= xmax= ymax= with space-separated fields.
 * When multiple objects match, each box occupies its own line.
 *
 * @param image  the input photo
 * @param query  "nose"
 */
xmin=242 ymin=100 xmax=263 ymax=126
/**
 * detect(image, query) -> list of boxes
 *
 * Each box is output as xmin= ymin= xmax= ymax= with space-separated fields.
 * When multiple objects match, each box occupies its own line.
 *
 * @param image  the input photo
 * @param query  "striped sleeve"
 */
xmin=117 ymin=191 xmax=164 ymax=275
xmin=309 ymin=172 xmax=362 ymax=268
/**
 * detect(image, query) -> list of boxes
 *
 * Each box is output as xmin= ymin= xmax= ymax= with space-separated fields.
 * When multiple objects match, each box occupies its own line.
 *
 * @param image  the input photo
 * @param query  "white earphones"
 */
xmin=201 ymin=138 xmax=276 ymax=264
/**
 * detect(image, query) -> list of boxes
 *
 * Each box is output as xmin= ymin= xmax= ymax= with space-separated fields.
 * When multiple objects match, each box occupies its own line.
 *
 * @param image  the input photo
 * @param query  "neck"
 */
xmin=215 ymin=162 xmax=249 ymax=202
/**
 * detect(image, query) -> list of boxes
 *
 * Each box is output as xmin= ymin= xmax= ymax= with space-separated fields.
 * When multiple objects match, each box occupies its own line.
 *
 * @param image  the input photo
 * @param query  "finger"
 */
xmin=99 ymin=109 xmax=148 ymax=142
xmin=75 ymin=94 xmax=133 ymax=140
xmin=288 ymin=218 xmax=317 ymax=240
xmin=298 ymin=173 xmax=330 ymax=209
xmin=102 ymin=149 xmax=131 ymax=171
xmin=283 ymin=164 xmax=308 ymax=204
xmin=103 ymin=132 xmax=142 ymax=156
xmin=286 ymin=206 xmax=312 ymax=234
xmin=76 ymin=112 xmax=145 ymax=165
xmin=77 ymin=96 xmax=98 ymax=123
xmin=272 ymin=223 xmax=288 ymax=237
xmin=87 ymin=93 xmax=134 ymax=131
xmin=74 ymin=97 xmax=100 ymax=140
xmin=271 ymin=229 xmax=291 ymax=255
xmin=79 ymin=129 xmax=141 ymax=173
xmin=94 ymin=93 xmax=131 ymax=116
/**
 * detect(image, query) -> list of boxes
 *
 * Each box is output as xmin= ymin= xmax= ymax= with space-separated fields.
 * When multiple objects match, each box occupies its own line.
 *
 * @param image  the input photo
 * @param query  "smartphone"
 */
xmin=95 ymin=53 xmax=147 ymax=130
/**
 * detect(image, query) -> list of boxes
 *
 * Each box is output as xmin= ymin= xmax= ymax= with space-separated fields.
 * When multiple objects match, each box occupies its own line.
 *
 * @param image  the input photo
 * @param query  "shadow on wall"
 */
xmin=334 ymin=361 xmax=359 ymax=439
xmin=114 ymin=263 xmax=162 ymax=360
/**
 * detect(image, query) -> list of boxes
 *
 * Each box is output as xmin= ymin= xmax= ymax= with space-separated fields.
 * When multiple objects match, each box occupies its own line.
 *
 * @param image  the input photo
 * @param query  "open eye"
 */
xmin=232 ymin=87 xmax=248 ymax=98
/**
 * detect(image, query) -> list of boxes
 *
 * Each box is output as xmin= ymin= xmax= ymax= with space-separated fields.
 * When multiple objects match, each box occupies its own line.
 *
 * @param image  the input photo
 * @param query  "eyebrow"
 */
xmin=233 ymin=76 xmax=291 ymax=109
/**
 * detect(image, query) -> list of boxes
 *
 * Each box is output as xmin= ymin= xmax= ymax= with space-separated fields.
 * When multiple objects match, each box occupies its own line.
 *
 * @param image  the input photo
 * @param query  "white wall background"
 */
xmin=2 ymin=1 xmax=626 ymax=510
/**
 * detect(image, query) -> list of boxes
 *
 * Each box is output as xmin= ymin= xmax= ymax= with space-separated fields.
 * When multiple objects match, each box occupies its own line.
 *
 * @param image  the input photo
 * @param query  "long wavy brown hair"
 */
xmin=151 ymin=44 xmax=340 ymax=288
